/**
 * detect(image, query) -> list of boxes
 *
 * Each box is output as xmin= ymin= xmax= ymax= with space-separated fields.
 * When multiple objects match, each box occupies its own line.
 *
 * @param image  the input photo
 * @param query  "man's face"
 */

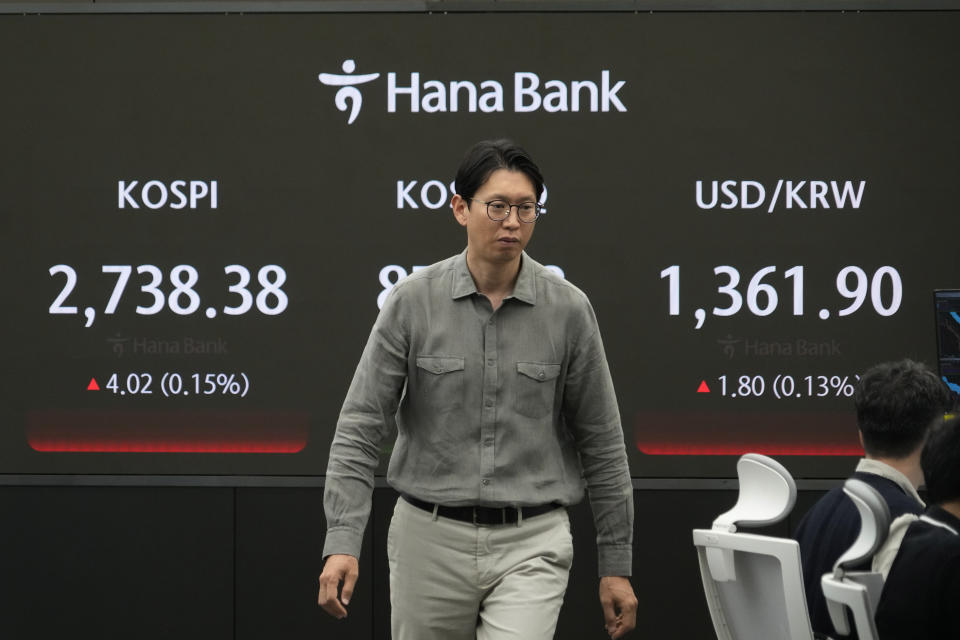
xmin=452 ymin=169 xmax=537 ymax=268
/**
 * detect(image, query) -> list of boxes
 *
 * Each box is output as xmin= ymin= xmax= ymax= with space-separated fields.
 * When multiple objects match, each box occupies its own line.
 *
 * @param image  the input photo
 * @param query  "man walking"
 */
xmin=317 ymin=139 xmax=637 ymax=639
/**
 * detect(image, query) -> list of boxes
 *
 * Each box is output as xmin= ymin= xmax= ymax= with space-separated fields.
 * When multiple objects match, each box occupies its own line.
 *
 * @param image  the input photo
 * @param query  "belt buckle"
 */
xmin=471 ymin=506 xmax=515 ymax=526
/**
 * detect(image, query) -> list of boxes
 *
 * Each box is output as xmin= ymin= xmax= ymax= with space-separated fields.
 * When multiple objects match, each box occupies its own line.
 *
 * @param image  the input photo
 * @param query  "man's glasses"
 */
xmin=468 ymin=199 xmax=543 ymax=223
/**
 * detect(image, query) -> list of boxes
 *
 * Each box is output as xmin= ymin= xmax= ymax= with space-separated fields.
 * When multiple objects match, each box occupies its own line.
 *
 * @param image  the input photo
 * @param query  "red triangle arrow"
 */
xmin=697 ymin=380 xmax=710 ymax=393
xmin=87 ymin=378 xmax=100 ymax=391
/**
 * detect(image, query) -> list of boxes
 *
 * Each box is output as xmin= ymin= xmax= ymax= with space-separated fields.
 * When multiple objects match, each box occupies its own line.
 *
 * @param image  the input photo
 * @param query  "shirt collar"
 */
xmin=510 ymin=253 xmax=537 ymax=305
xmin=451 ymin=250 xmax=477 ymax=299
xmin=856 ymin=458 xmax=925 ymax=507
xmin=450 ymin=249 xmax=537 ymax=305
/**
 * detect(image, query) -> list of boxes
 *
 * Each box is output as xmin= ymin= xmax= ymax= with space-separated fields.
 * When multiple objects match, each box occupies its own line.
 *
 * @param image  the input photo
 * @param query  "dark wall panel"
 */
xmin=235 ymin=487 xmax=372 ymax=640
xmin=370 ymin=488 xmax=396 ymax=640
xmin=0 ymin=486 xmax=234 ymax=640
xmin=633 ymin=490 xmax=738 ymax=639
xmin=0 ymin=485 xmax=844 ymax=640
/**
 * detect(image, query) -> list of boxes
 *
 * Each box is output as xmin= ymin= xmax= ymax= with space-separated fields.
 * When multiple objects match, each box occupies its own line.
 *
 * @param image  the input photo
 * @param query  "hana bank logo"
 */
xmin=317 ymin=58 xmax=628 ymax=125
xmin=317 ymin=59 xmax=380 ymax=125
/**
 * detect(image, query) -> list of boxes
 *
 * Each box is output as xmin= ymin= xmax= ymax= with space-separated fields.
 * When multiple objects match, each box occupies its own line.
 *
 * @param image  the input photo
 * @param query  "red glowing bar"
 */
xmin=26 ymin=410 xmax=309 ymax=453
xmin=634 ymin=410 xmax=863 ymax=456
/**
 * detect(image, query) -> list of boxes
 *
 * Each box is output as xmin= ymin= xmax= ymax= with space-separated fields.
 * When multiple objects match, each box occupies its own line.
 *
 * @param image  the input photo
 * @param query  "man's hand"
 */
xmin=599 ymin=576 xmax=638 ymax=638
xmin=317 ymin=554 xmax=359 ymax=619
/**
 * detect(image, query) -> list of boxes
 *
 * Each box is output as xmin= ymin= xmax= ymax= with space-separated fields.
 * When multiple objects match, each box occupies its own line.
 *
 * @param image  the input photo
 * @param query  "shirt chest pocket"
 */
xmin=415 ymin=355 xmax=465 ymax=412
xmin=515 ymin=362 xmax=562 ymax=419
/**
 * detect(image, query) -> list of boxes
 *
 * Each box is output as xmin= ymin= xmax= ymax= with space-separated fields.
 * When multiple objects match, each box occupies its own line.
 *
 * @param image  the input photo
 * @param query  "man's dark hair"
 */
xmin=454 ymin=139 xmax=544 ymax=202
xmin=921 ymin=415 xmax=960 ymax=505
xmin=854 ymin=359 xmax=952 ymax=458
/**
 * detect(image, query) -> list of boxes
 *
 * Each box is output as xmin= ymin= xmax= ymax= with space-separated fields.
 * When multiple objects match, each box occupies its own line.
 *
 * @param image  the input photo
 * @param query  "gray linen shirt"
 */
xmin=323 ymin=250 xmax=634 ymax=576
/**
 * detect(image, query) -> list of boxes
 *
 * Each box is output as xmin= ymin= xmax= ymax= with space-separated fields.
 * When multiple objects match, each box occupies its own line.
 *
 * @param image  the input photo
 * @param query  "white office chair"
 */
xmin=819 ymin=479 xmax=890 ymax=640
xmin=693 ymin=453 xmax=815 ymax=640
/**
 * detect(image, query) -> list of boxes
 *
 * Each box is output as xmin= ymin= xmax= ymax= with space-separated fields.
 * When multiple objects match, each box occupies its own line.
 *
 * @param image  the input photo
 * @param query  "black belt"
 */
xmin=401 ymin=494 xmax=562 ymax=526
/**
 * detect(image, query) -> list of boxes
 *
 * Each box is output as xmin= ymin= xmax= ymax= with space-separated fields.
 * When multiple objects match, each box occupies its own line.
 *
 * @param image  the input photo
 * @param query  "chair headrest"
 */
xmin=832 ymin=478 xmax=891 ymax=575
xmin=712 ymin=453 xmax=797 ymax=532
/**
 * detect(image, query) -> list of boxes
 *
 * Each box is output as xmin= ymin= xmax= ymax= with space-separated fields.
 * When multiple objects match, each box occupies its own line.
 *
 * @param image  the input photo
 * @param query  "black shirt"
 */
xmin=793 ymin=469 xmax=923 ymax=639
xmin=875 ymin=505 xmax=960 ymax=640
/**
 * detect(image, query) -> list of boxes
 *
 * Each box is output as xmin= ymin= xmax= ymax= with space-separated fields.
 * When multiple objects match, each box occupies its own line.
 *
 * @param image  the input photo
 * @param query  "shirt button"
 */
xmin=487 ymin=359 xmax=495 ymax=366
xmin=484 ymin=399 xmax=493 ymax=407
xmin=538 ymin=371 xmax=545 ymax=379
xmin=481 ymin=479 xmax=490 ymax=486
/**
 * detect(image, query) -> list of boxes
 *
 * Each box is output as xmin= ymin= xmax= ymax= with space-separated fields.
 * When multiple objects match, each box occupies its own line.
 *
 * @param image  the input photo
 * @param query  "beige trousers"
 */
xmin=387 ymin=496 xmax=573 ymax=640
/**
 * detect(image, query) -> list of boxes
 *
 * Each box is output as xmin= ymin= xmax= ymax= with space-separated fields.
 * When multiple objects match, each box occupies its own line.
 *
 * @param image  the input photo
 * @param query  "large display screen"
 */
xmin=1 ymin=11 xmax=958 ymax=478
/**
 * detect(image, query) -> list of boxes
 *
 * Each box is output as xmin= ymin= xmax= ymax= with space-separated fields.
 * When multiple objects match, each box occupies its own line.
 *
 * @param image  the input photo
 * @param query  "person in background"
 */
xmin=793 ymin=359 xmax=952 ymax=639
xmin=873 ymin=414 xmax=960 ymax=639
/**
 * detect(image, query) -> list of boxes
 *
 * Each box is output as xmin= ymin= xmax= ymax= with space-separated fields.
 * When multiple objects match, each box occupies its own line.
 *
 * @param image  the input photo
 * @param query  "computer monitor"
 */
xmin=934 ymin=290 xmax=960 ymax=396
